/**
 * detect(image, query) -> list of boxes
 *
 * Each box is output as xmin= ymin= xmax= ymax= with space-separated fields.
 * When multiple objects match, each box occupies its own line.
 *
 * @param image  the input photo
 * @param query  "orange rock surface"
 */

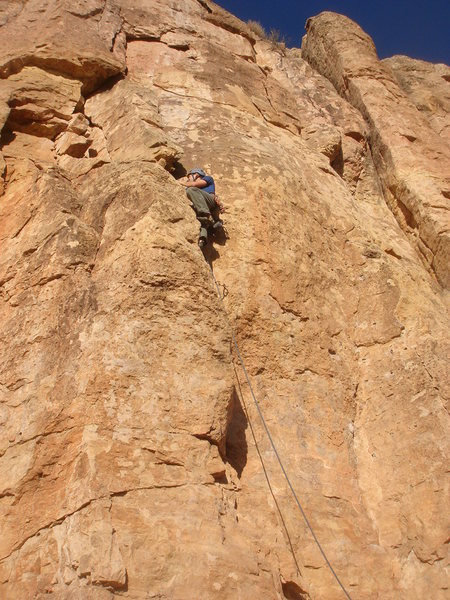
xmin=0 ymin=2 xmax=448 ymax=599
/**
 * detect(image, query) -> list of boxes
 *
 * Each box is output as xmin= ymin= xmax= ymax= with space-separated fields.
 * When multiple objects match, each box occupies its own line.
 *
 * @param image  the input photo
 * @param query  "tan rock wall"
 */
xmin=0 ymin=0 xmax=126 ymax=92
xmin=0 ymin=2 xmax=448 ymax=599
xmin=384 ymin=55 xmax=450 ymax=143
xmin=301 ymin=12 xmax=450 ymax=288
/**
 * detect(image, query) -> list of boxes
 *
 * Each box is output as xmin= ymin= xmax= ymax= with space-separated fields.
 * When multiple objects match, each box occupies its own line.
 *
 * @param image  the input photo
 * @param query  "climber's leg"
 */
xmin=186 ymin=187 xmax=214 ymax=216
xmin=186 ymin=187 xmax=217 ymax=246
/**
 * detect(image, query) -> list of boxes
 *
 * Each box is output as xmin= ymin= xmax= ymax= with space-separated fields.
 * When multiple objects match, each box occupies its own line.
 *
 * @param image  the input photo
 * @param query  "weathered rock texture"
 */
xmin=0 ymin=2 xmax=448 ymax=599
xmin=302 ymin=12 xmax=450 ymax=288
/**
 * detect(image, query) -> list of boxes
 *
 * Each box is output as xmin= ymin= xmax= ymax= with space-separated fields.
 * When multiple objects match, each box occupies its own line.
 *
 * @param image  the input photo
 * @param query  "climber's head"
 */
xmin=188 ymin=167 xmax=206 ymax=180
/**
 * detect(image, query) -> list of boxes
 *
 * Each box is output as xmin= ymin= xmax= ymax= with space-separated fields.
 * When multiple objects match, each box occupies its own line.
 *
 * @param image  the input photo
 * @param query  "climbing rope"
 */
xmin=207 ymin=263 xmax=353 ymax=600
xmin=232 ymin=362 xmax=303 ymax=579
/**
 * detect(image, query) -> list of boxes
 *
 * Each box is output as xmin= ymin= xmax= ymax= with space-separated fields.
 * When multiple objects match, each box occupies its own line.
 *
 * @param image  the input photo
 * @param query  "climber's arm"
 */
xmin=183 ymin=178 xmax=207 ymax=188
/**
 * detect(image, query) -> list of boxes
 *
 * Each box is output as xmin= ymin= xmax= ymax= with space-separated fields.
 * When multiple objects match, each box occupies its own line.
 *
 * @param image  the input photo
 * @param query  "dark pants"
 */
xmin=186 ymin=187 xmax=218 ymax=239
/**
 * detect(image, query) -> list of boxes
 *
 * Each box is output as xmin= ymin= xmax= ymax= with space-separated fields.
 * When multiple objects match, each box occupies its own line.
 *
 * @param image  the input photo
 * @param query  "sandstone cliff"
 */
xmin=0 ymin=2 xmax=448 ymax=599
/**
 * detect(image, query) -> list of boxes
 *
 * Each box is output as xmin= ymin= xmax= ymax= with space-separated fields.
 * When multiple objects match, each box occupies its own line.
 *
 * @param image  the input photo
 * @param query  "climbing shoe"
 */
xmin=198 ymin=236 xmax=207 ymax=249
xmin=212 ymin=219 xmax=223 ymax=230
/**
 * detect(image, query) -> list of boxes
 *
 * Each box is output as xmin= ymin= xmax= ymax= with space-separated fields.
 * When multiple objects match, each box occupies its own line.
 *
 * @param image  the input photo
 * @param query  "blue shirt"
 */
xmin=202 ymin=175 xmax=215 ymax=194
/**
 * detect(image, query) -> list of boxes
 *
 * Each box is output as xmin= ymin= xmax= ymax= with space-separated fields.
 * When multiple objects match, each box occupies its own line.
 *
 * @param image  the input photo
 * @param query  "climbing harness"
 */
xmin=207 ymin=263 xmax=353 ymax=600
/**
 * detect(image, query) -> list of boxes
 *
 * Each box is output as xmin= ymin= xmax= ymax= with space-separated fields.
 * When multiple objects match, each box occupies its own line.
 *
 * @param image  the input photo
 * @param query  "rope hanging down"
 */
xmin=207 ymin=263 xmax=353 ymax=600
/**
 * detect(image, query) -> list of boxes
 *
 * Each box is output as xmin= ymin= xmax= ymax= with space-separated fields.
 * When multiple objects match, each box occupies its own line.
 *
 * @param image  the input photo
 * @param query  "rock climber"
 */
xmin=180 ymin=167 xmax=224 ymax=248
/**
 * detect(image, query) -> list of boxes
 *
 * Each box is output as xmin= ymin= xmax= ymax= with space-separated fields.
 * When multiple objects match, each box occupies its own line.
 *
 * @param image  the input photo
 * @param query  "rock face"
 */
xmin=302 ymin=12 xmax=450 ymax=288
xmin=384 ymin=55 xmax=450 ymax=142
xmin=0 ymin=2 xmax=448 ymax=600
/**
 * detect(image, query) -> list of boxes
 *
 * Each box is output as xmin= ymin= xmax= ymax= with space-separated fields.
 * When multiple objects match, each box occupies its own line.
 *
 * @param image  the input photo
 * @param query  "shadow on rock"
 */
xmin=202 ymin=226 xmax=228 ymax=266
xmin=225 ymin=388 xmax=248 ymax=478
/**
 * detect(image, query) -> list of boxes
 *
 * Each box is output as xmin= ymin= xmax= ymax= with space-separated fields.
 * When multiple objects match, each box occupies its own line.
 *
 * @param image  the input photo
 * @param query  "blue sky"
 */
xmin=216 ymin=0 xmax=450 ymax=64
